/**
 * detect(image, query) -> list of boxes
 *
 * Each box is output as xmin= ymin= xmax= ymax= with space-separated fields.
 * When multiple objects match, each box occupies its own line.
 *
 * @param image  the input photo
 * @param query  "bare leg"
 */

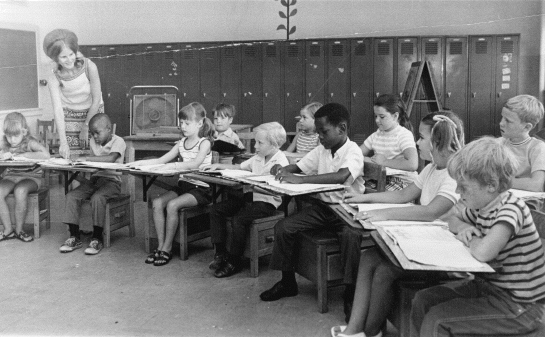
xmin=0 ymin=179 xmax=16 ymax=235
xmin=152 ymin=191 xmax=178 ymax=250
xmin=161 ymin=193 xmax=198 ymax=253
xmin=13 ymin=179 xmax=38 ymax=233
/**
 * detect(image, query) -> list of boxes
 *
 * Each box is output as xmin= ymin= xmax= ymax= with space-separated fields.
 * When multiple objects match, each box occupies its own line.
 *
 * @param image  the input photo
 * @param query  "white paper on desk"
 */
xmin=220 ymin=169 xmax=255 ymax=178
xmin=178 ymin=176 xmax=210 ymax=188
xmin=384 ymin=226 xmax=486 ymax=269
xmin=267 ymin=180 xmax=345 ymax=193
xmin=10 ymin=156 xmax=44 ymax=163
xmin=510 ymin=189 xmax=545 ymax=200
xmin=42 ymin=158 xmax=73 ymax=166
xmin=75 ymin=161 xmax=127 ymax=170
xmin=244 ymin=174 xmax=277 ymax=183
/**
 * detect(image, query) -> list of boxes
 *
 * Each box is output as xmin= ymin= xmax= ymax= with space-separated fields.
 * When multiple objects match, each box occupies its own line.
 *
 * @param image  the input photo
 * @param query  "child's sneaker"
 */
xmin=84 ymin=239 xmax=103 ymax=255
xmin=60 ymin=237 xmax=82 ymax=253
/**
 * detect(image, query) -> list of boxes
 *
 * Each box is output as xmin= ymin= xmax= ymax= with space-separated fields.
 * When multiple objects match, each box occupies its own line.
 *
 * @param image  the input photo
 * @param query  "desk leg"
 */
xmin=125 ymin=143 xmax=136 ymax=230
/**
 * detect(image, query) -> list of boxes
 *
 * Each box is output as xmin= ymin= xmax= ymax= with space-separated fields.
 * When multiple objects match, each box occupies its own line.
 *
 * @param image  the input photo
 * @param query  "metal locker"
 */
xmin=444 ymin=37 xmax=468 ymax=142
xmin=262 ymin=42 xmax=283 ymax=125
xmin=101 ymin=45 xmax=126 ymax=135
xmin=326 ymin=39 xmax=350 ymax=110
xmin=468 ymin=36 xmax=495 ymax=140
xmin=161 ymin=43 xmax=181 ymax=88
xmin=199 ymin=43 xmax=220 ymax=112
xmin=81 ymin=46 xmax=104 ymax=92
xmin=493 ymin=35 xmax=519 ymax=136
xmin=140 ymin=44 xmax=162 ymax=86
xmin=241 ymin=43 xmax=263 ymax=127
xmin=420 ymin=37 xmax=444 ymax=120
xmin=220 ymin=43 xmax=241 ymax=110
xmin=305 ymin=40 xmax=325 ymax=105
xmin=119 ymin=45 xmax=141 ymax=137
xmin=283 ymin=41 xmax=305 ymax=132
xmin=397 ymin=37 xmax=420 ymax=127
xmin=350 ymin=39 xmax=373 ymax=142
xmin=179 ymin=44 xmax=200 ymax=107
xmin=373 ymin=38 xmax=395 ymax=99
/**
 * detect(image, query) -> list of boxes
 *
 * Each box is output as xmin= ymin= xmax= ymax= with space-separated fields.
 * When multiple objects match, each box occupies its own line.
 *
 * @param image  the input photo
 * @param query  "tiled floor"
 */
xmin=0 ymin=183 xmax=398 ymax=337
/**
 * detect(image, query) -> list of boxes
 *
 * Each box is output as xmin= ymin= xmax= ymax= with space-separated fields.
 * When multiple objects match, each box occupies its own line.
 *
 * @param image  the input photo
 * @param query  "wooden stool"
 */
xmin=145 ymin=200 xmax=212 ymax=260
xmin=294 ymin=230 xmax=374 ymax=313
xmin=227 ymin=211 xmax=284 ymax=277
xmin=4 ymin=188 xmax=50 ymax=238
xmin=100 ymin=194 xmax=133 ymax=248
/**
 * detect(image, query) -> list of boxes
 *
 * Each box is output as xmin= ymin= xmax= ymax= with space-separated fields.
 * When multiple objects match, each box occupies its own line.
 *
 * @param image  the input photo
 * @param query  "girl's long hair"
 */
xmin=2 ymin=112 xmax=35 ymax=151
xmin=374 ymin=94 xmax=413 ymax=133
xmin=178 ymin=102 xmax=215 ymax=145
xmin=43 ymin=29 xmax=84 ymax=70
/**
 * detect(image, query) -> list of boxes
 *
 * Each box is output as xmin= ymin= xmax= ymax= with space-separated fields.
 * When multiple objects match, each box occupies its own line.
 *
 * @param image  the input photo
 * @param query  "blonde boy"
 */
xmin=498 ymin=94 xmax=545 ymax=191
xmin=411 ymin=137 xmax=545 ymax=336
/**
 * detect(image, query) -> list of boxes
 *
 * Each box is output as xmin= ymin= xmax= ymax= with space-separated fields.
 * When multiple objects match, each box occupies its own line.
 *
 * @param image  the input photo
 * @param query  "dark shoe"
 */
xmin=15 ymin=231 xmax=33 ymax=243
xmin=260 ymin=281 xmax=298 ymax=301
xmin=153 ymin=251 xmax=172 ymax=266
xmin=214 ymin=259 xmax=242 ymax=278
xmin=208 ymin=252 xmax=226 ymax=270
xmin=145 ymin=249 xmax=159 ymax=264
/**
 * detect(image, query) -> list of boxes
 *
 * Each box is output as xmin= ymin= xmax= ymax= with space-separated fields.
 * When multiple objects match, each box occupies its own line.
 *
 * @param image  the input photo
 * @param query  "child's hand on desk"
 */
xmin=1 ymin=152 xmax=13 ymax=160
xmin=270 ymin=164 xmax=283 ymax=175
xmin=202 ymin=164 xmax=222 ymax=171
xmin=354 ymin=209 xmax=385 ymax=222
xmin=343 ymin=192 xmax=368 ymax=204
xmin=456 ymin=227 xmax=482 ymax=247
xmin=275 ymin=172 xmax=303 ymax=184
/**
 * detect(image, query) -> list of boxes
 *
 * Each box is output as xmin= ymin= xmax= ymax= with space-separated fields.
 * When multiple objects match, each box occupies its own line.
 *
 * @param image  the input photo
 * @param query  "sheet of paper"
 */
xmin=42 ymin=158 xmax=73 ymax=166
xmin=267 ymin=180 xmax=344 ymax=193
xmin=76 ymin=161 xmax=128 ymax=170
xmin=220 ymin=169 xmax=255 ymax=178
xmin=384 ymin=226 xmax=487 ymax=269
xmin=244 ymin=174 xmax=277 ymax=183
xmin=510 ymin=189 xmax=545 ymax=200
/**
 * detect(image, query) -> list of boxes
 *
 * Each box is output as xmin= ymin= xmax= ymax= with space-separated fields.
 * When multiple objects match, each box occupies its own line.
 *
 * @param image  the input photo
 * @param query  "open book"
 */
xmin=379 ymin=226 xmax=494 ymax=271
xmin=242 ymin=174 xmax=345 ymax=193
xmin=198 ymin=169 xmax=255 ymax=179
xmin=339 ymin=202 xmax=447 ymax=230
xmin=126 ymin=164 xmax=193 ymax=175
xmin=41 ymin=158 xmax=127 ymax=170
xmin=510 ymin=188 xmax=545 ymax=200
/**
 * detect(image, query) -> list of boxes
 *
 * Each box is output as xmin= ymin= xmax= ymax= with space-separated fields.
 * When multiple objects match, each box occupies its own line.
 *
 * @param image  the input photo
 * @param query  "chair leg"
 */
xmin=32 ymin=195 xmax=40 ymax=239
xmin=317 ymin=245 xmax=328 ymax=313
xmin=103 ymin=203 xmax=111 ymax=248
xmin=179 ymin=211 xmax=188 ymax=260
xmin=145 ymin=200 xmax=153 ymax=253
xmin=249 ymin=225 xmax=259 ymax=278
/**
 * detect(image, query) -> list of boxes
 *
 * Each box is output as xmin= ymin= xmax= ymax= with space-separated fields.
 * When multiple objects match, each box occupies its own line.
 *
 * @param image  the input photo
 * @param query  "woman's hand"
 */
xmin=354 ymin=210 xmax=386 ymax=221
xmin=456 ymin=227 xmax=482 ymax=246
xmin=343 ymin=192 xmax=368 ymax=204
xmin=59 ymin=143 xmax=70 ymax=159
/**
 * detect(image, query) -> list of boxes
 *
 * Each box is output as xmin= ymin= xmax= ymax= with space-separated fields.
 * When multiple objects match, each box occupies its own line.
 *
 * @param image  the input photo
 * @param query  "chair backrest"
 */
xmin=211 ymin=151 xmax=219 ymax=164
xmin=36 ymin=119 xmax=60 ymax=154
xmin=237 ymin=132 xmax=255 ymax=153
xmin=531 ymin=210 xmax=545 ymax=244
xmin=112 ymin=123 xmax=116 ymax=135
xmin=363 ymin=160 xmax=387 ymax=193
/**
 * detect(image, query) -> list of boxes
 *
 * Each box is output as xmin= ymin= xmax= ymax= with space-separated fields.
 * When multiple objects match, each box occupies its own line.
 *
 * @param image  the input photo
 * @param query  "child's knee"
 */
xmin=165 ymin=200 xmax=181 ymax=215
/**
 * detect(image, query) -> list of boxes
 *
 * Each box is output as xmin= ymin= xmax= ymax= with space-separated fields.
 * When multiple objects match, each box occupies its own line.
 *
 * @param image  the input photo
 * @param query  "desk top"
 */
xmin=39 ymin=164 xmax=98 ymax=174
xmin=0 ymin=160 xmax=40 ymax=167
xmin=184 ymin=172 xmax=243 ymax=188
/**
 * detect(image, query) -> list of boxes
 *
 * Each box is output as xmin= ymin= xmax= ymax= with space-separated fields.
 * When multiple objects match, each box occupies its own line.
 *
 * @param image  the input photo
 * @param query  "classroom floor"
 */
xmin=1 ymin=182 xmax=398 ymax=337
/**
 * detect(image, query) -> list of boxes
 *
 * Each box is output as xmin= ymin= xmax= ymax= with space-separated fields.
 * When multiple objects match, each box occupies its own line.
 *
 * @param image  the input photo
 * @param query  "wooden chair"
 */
xmin=36 ymin=119 xmax=60 ymax=155
xmin=3 ymin=187 xmax=50 ymax=239
xmin=363 ymin=160 xmax=387 ymax=193
xmin=236 ymin=132 xmax=255 ymax=153
xmin=226 ymin=211 xmax=284 ymax=277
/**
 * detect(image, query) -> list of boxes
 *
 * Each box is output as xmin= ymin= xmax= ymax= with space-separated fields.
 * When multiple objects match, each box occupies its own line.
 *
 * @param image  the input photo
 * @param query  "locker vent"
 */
xmin=203 ymin=49 xmax=215 ymax=59
xmin=331 ymin=44 xmax=344 ymax=57
xmin=377 ymin=43 xmax=390 ymax=55
xmin=354 ymin=43 xmax=366 ymax=56
xmin=223 ymin=47 xmax=235 ymax=58
xmin=244 ymin=46 xmax=257 ymax=57
xmin=90 ymin=49 xmax=100 ymax=57
xmin=475 ymin=41 xmax=488 ymax=54
xmin=288 ymin=45 xmax=299 ymax=57
xmin=128 ymin=50 xmax=136 ymax=60
xmin=400 ymin=42 xmax=414 ymax=55
xmin=164 ymin=51 xmax=173 ymax=60
xmin=425 ymin=42 xmax=438 ymax=55
xmin=184 ymin=50 xmax=195 ymax=59
xmin=309 ymin=45 xmax=321 ymax=57
xmin=449 ymin=42 xmax=463 ymax=55
xmin=501 ymin=40 xmax=514 ymax=54
xmin=265 ymin=45 xmax=277 ymax=57
xmin=108 ymin=49 xmax=117 ymax=59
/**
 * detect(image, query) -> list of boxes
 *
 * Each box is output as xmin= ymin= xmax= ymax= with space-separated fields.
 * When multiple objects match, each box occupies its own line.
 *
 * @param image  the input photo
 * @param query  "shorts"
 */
xmin=171 ymin=180 xmax=212 ymax=205
xmin=2 ymin=175 xmax=44 ymax=189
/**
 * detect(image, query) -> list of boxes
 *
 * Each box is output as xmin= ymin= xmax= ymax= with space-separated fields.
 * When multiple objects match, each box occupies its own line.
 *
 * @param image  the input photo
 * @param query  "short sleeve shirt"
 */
xmin=363 ymin=125 xmax=416 ymax=159
xmin=216 ymin=128 xmax=245 ymax=150
xmin=500 ymin=137 xmax=545 ymax=178
xmin=240 ymin=150 xmax=289 ymax=208
xmin=296 ymin=138 xmax=365 ymax=203
xmin=91 ymin=134 xmax=126 ymax=181
xmin=414 ymin=163 xmax=459 ymax=206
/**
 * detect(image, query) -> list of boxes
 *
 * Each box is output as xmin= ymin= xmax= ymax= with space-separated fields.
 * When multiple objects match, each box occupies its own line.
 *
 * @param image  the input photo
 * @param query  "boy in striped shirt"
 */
xmin=411 ymin=137 xmax=545 ymax=336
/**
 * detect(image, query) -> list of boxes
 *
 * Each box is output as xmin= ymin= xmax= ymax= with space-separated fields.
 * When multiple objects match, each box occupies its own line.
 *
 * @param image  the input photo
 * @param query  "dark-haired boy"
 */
xmin=260 ymin=103 xmax=365 ymax=302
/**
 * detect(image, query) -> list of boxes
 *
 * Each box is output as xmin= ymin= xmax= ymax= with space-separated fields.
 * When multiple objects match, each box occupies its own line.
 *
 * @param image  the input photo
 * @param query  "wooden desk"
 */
xmin=39 ymin=164 xmax=99 ymax=194
xmin=184 ymin=172 xmax=243 ymax=202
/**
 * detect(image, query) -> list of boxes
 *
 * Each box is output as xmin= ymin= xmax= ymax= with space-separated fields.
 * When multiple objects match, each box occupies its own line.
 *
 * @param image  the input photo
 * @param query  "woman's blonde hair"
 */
xmin=447 ymin=136 xmax=518 ymax=193
xmin=254 ymin=122 xmax=287 ymax=149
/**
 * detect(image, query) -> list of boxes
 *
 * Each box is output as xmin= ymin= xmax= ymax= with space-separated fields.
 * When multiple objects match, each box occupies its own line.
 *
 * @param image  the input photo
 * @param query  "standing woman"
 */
xmin=43 ymin=29 xmax=104 ymax=159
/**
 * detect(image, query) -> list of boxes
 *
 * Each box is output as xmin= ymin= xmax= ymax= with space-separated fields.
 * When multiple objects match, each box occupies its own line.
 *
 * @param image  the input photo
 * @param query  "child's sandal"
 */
xmin=153 ymin=251 xmax=172 ymax=266
xmin=145 ymin=249 xmax=159 ymax=264
xmin=15 ymin=231 xmax=33 ymax=243
xmin=0 ymin=231 xmax=16 ymax=242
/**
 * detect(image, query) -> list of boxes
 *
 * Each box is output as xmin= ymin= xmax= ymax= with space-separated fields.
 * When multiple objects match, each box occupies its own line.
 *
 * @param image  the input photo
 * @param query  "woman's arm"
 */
xmin=18 ymin=140 xmax=50 ymax=159
xmin=80 ymin=60 xmax=103 ymax=145
xmin=47 ymin=73 xmax=70 ymax=158
xmin=285 ymin=132 xmax=299 ymax=153
xmin=373 ymin=147 xmax=419 ymax=171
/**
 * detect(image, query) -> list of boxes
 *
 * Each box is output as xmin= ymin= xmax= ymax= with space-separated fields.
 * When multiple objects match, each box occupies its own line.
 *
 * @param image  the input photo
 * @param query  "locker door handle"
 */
xmin=353 ymin=92 xmax=356 ymax=97
xmin=244 ymin=92 xmax=247 ymax=97
xmin=223 ymin=93 xmax=226 ymax=97
xmin=308 ymin=93 xmax=312 ymax=97
xmin=472 ymin=92 xmax=477 ymax=98
xmin=497 ymin=92 xmax=502 ymax=98
xmin=203 ymin=93 xmax=206 ymax=97
xmin=376 ymin=92 xmax=380 ymax=97
xmin=108 ymin=93 xmax=111 ymax=98
xmin=330 ymin=93 xmax=334 ymax=97
xmin=183 ymin=93 xmax=186 ymax=97
xmin=265 ymin=93 xmax=268 ymax=98
xmin=286 ymin=93 xmax=290 ymax=97
xmin=399 ymin=92 xmax=403 ymax=97
xmin=447 ymin=92 xmax=452 ymax=98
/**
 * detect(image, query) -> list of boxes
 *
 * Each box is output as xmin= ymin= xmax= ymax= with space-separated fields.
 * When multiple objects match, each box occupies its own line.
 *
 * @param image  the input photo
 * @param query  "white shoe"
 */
xmin=331 ymin=325 xmax=366 ymax=337
xmin=60 ymin=237 xmax=82 ymax=253
xmin=84 ymin=239 xmax=103 ymax=255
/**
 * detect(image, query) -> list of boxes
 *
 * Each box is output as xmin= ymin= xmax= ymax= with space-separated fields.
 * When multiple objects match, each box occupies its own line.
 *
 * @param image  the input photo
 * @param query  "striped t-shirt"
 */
xmin=178 ymin=137 xmax=212 ymax=178
xmin=363 ymin=124 xmax=416 ymax=160
xmin=461 ymin=191 xmax=545 ymax=303
xmin=295 ymin=132 xmax=320 ymax=154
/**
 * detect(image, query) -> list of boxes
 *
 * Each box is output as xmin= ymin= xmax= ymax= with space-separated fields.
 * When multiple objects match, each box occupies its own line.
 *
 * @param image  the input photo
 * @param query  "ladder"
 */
xmin=401 ymin=61 xmax=442 ymax=117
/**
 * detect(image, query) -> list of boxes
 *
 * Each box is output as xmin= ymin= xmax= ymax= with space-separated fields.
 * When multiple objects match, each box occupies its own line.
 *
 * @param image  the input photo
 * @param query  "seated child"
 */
xmin=131 ymin=102 xmax=214 ymax=266
xmin=59 ymin=113 xmax=125 ymax=255
xmin=498 ymin=94 xmax=545 ymax=192
xmin=204 ymin=122 xmax=289 ymax=278
xmin=285 ymin=102 xmax=322 ymax=154
xmin=332 ymin=111 xmax=464 ymax=337
xmin=360 ymin=94 xmax=418 ymax=191
xmin=0 ymin=112 xmax=50 ymax=242
xmin=212 ymin=103 xmax=244 ymax=162
xmin=411 ymin=136 xmax=545 ymax=336
xmin=259 ymin=103 xmax=365 ymax=302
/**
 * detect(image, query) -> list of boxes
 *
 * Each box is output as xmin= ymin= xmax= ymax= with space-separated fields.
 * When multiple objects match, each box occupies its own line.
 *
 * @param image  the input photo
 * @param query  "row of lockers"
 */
xmin=80 ymin=34 xmax=519 ymax=141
